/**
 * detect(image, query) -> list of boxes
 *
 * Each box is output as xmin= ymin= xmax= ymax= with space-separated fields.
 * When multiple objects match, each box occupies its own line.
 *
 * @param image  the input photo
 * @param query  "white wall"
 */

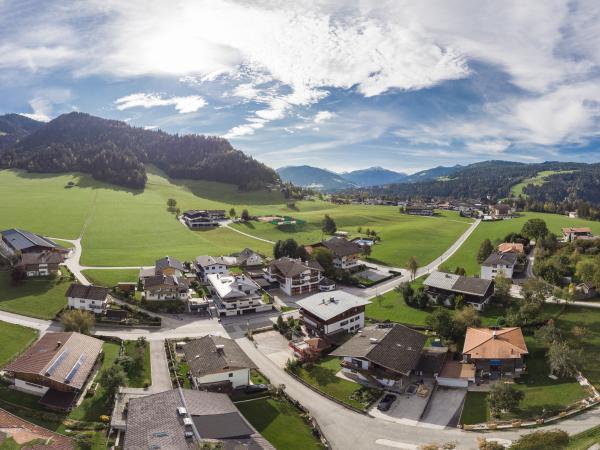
xmin=195 ymin=368 xmax=249 ymax=388
xmin=436 ymin=377 xmax=469 ymax=388
xmin=67 ymin=296 xmax=107 ymax=312
xmin=324 ymin=312 xmax=364 ymax=334
xmin=14 ymin=378 xmax=49 ymax=396
xmin=481 ymin=265 xmax=513 ymax=280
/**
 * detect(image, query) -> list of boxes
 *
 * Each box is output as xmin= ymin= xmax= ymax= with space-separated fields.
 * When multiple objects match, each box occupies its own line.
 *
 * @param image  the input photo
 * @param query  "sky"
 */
xmin=1 ymin=1 xmax=600 ymax=173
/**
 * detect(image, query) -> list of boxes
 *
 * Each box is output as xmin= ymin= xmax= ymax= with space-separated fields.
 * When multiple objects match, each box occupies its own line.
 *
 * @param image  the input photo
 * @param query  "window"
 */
xmin=228 ymin=373 xmax=233 ymax=378
xmin=340 ymin=320 xmax=348 ymax=326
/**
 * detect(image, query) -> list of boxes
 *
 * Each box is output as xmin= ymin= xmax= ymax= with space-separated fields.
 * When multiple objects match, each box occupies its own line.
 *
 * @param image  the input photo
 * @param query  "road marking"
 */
xmin=375 ymin=439 xmax=418 ymax=449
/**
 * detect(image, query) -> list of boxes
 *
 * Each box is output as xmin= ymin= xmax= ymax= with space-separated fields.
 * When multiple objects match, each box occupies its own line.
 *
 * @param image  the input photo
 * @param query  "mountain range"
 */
xmin=277 ymin=164 xmax=463 ymax=191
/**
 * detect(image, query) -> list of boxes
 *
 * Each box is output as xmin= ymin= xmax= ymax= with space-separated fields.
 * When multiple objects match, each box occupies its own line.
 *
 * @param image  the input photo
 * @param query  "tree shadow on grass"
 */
xmin=305 ymin=365 xmax=342 ymax=387
xmin=238 ymin=398 xmax=280 ymax=431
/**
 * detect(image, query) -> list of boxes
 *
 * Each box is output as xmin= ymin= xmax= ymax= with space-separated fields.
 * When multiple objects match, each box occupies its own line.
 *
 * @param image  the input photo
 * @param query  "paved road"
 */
xmin=220 ymin=220 xmax=276 ymax=244
xmin=149 ymin=339 xmax=172 ymax=392
xmin=0 ymin=311 xmax=58 ymax=334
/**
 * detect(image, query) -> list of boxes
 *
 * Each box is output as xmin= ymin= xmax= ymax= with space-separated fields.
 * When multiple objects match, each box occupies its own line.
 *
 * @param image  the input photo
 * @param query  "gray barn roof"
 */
xmin=1 ymin=229 xmax=64 ymax=252
xmin=424 ymin=271 xmax=493 ymax=297
xmin=183 ymin=335 xmax=256 ymax=377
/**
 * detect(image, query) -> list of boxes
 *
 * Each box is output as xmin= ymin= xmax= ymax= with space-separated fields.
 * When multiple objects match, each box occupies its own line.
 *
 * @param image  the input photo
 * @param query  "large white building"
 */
xmin=296 ymin=291 xmax=371 ymax=337
xmin=207 ymin=273 xmax=271 ymax=316
xmin=480 ymin=252 xmax=518 ymax=280
xmin=195 ymin=255 xmax=230 ymax=282
xmin=66 ymin=283 xmax=110 ymax=313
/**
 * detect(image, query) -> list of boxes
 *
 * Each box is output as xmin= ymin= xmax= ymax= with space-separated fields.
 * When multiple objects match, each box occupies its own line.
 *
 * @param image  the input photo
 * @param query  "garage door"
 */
xmin=436 ymin=377 xmax=468 ymax=388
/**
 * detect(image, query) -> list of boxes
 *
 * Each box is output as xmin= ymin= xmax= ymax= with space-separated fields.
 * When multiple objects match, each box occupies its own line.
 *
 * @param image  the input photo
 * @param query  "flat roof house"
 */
xmin=308 ymin=237 xmax=364 ymax=270
xmin=331 ymin=324 xmax=427 ymax=389
xmin=562 ymin=227 xmax=594 ymax=242
xmin=480 ymin=252 xmax=518 ymax=280
xmin=424 ymin=271 xmax=495 ymax=311
xmin=195 ymin=255 xmax=230 ymax=283
xmin=123 ymin=389 xmax=273 ymax=450
xmin=463 ymin=327 xmax=528 ymax=378
xmin=183 ymin=335 xmax=256 ymax=391
xmin=4 ymin=332 xmax=103 ymax=411
xmin=296 ymin=291 xmax=371 ymax=338
xmin=265 ymin=257 xmax=324 ymax=296
xmin=0 ymin=229 xmax=69 ymax=257
xmin=182 ymin=210 xmax=226 ymax=229
xmin=66 ymin=283 xmax=110 ymax=314
xmin=207 ymin=273 xmax=270 ymax=316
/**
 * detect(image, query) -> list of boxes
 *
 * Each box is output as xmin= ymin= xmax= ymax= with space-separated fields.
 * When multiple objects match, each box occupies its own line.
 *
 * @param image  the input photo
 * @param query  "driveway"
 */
xmin=420 ymin=387 xmax=466 ymax=428
xmin=252 ymin=330 xmax=294 ymax=368
xmin=149 ymin=339 xmax=172 ymax=392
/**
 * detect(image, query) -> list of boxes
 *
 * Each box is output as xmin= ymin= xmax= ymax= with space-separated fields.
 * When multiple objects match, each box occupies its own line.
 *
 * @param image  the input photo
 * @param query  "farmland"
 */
xmin=0 ymin=167 xmax=471 ymax=268
xmin=0 ymin=321 xmax=38 ymax=366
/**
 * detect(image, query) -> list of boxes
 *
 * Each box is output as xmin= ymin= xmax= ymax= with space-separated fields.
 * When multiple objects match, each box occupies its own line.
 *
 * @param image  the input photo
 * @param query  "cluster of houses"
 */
xmin=0 ymin=228 xmax=69 ymax=277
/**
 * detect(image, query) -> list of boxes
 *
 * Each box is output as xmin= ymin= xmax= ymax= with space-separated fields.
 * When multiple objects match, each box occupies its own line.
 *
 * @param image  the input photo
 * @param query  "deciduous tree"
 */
xmin=61 ymin=309 xmax=95 ymax=335
xmin=487 ymin=382 xmax=524 ymax=417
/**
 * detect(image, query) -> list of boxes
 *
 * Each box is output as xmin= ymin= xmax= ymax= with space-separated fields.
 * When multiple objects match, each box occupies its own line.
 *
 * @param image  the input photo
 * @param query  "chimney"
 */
xmin=492 ymin=330 xmax=497 ymax=339
xmin=56 ymin=341 xmax=62 ymax=349
xmin=215 ymin=344 xmax=225 ymax=353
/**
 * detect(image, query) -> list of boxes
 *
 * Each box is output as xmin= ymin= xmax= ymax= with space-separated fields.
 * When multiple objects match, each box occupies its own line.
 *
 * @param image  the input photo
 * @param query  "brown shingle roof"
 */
xmin=183 ymin=335 xmax=256 ymax=378
xmin=269 ymin=257 xmax=323 ymax=278
xmin=4 ymin=332 xmax=103 ymax=390
xmin=0 ymin=408 xmax=74 ymax=450
xmin=497 ymin=243 xmax=524 ymax=254
xmin=321 ymin=237 xmax=363 ymax=257
xmin=145 ymin=274 xmax=189 ymax=290
xmin=463 ymin=327 xmax=528 ymax=360
xmin=65 ymin=284 xmax=109 ymax=301
xmin=331 ymin=324 xmax=427 ymax=376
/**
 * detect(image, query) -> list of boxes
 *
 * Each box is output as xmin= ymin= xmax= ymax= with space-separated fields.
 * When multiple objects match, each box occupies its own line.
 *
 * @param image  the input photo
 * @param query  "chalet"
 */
xmin=144 ymin=274 xmax=190 ymax=301
xmin=562 ymin=227 xmax=594 ymax=242
xmin=182 ymin=209 xmax=226 ymax=228
xmin=195 ymin=255 xmax=230 ymax=282
xmin=183 ymin=335 xmax=256 ymax=391
xmin=0 ymin=229 xmax=69 ymax=258
xmin=424 ymin=271 xmax=494 ymax=311
xmin=403 ymin=205 xmax=434 ymax=216
xmin=296 ymin=291 xmax=371 ymax=338
xmin=308 ymin=237 xmax=363 ymax=270
xmin=463 ymin=327 xmax=528 ymax=378
xmin=66 ymin=283 xmax=110 ymax=313
xmin=490 ymin=204 xmax=513 ymax=219
xmin=330 ymin=324 xmax=427 ymax=389
xmin=3 ymin=332 xmax=103 ymax=411
xmin=497 ymin=242 xmax=525 ymax=254
xmin=207 ymin=273 xmax=270 ymax=316
xmin=15 ymin=251 xmax=63 ymax=277
xmin=480 ymin=252 xmax=518 ymax=280
xmin=155 ymin=256 xmax=185 ymax=276
xmin=265 ymin=257 xmax=324 ymax=296
xmin=122 ymin=389 xmax=272 ymax=450
xmin=235 ymin=248 xmax=264 ymax=269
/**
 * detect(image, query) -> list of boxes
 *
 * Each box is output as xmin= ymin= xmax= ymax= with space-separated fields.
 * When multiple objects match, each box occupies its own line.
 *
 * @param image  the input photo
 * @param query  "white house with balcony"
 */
xmin=207 ymin=273 xmax=271 ymax=317
xmin=480 ymin=252 xmax=518 ymax=280
xmin=265 ymin=257 xmax=324 ymax=296
xmin=66 ymin=283 xmax=110 ymax=314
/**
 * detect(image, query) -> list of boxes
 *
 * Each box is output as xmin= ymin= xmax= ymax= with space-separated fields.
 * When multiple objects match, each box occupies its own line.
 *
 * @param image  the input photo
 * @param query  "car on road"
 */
xmin=377 ymin=393 xmax=396 ymax=411
xmin=245 ymin=383 xmax=268 ymax=394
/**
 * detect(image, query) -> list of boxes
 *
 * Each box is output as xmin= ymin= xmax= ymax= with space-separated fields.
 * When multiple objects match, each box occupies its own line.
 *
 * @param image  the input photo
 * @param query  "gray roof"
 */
xmin=195 ymin=255 xmax=229 ymax=267
xmin=183 ymin=335 xmax=256 ymax=377
xmin=123 ymin=389 xmax=272 ymax=450
xmin=424 ymin=271 xmax=493 ymax=297
xmin=331 ymin=324 xmax=427 ymax=376
xmin=1 ymin=229 xmax=64 ymax=252
xmin=65 ymin=283 xmax=109 ymax=301
xmin=145 ymin=274 xmax=189 ymax=290
xmin=296 ymin=290 xmax=370 ymax=321
xmin=321 ymin=237 xmax=363 ymax=257
xmin=269 ymin=257 xmax=323 ymax=278
xmin=481 ymin=252 xmax=518 ymax=267
xmin=156 ymin=256 xmax=184 ymax=272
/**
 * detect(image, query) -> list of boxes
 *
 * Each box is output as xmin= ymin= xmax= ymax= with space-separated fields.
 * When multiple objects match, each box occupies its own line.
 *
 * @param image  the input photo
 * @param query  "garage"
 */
xmin=436 ymin=360 xmax=475 ymax=388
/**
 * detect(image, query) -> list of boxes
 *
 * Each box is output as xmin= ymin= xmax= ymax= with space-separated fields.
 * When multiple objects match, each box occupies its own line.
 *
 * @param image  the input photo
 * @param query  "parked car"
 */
xmin=377 ymin=393 xmax=396 ymax=411
xmin=245 ymin=384 xmax=268 ymax=394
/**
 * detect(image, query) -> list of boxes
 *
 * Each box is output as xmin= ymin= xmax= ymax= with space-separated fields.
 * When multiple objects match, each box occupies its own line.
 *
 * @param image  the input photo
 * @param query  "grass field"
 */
xmin=0 ymin=321 xmax=38 ymax=367
xmin=237 ymin=397 xmax=324 ymax=450
xmin=444 ymin=212 xmax=600 ymax=275
xmin=82 ymin=269 xmax=140 ymax=287
xmin=0 ymin=167 xmax=472 ymax=268
xmin=365 ymin=277 xmax=431 ymax=324
xmin=0 ymin=271 xmax=70 ymax=319
xmin=511 ymin=170 xmax=577 ymax=197
xmin=568 ymin=424 xmax=600 ymax=449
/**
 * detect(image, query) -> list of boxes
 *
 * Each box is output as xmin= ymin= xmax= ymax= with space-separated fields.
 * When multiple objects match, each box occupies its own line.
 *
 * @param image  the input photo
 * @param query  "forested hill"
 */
xmin=0 ymin=114 xmax=44 ymax=150
xmin=0 ymin=112 xmax=279 ymax=190
xmin=353 ymin=160 xmax=588 ymax=201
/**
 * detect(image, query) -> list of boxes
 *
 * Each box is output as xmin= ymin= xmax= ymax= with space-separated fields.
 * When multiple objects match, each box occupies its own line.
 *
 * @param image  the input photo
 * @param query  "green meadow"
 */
xmin=510 ymin=170 xmax=577 ymax=197
xmin=0 ymin=167 xmax=471 ymax=268
xmin=444 ymin=212 xmax=600 ymax=275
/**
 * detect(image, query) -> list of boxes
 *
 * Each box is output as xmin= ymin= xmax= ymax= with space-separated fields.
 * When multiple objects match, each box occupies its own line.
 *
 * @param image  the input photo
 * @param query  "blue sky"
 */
xmin=1 ymin=0 xmax=600 ymax=173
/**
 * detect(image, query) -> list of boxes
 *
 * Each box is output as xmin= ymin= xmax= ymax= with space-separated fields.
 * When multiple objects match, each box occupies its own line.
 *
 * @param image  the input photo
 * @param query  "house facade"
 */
xmin=424 ymin=271 xmax=495 ymax=311
xmin=182 ymin=210 xmax=226 ymax=228
xmin=309 ymin=237 xmax=363 ymax=270
xmin=562 ymin=227 xmax=594 ymax=242
xmin=3 ymin=332 xmax=103 ymax=411
xmin=403 ymin=205 xmax=435 ymax=216
xmin=462 ymin=327 xmax=528 ymax=378
xmin=265 ymin=257 xmax=324 ymax=296
xmin=195 ymin=255 xmax=230 ymax=282
xmin=491 ymin=204 xmax=513 ymax=219
xmin=16 ymin=251 xmax=63 ymax=277
xmin=296 ymin=291 xmax=370 ymax=337
xmin=66 ymin=284 xmax=110 ymax=313
xmin=183 ymin=335 xmax=256 ymax=391
xmin=207 ymin=273 xmax=270 ymax=316
xmin=144 ymin=274 xmax=190 ymax=301
xmin=480 ymin=252 xmax=518 ymax=280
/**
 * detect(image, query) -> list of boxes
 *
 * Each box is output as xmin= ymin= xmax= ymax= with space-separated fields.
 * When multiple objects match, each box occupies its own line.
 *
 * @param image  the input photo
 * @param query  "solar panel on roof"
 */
xmin=65 ymin=354 xmax=85 ymax=384
xmin=45 ymin=350 xmax=69 ymax=376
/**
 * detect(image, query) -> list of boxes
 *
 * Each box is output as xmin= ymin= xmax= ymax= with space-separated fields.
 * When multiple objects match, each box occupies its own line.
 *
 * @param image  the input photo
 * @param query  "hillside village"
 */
xmin=1 ymin=197 xmax=600 ymax=450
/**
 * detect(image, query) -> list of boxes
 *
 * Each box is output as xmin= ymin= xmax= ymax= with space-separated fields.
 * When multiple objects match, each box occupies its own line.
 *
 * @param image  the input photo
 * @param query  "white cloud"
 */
xmin=313 ymin=111 xmax=335 ymax=124
xmin=114 ymin=93 xmax=207 ymax=113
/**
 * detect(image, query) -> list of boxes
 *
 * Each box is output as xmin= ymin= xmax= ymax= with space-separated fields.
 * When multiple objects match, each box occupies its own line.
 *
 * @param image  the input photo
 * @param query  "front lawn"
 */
xmin=293 ymin=356 xmax=378 ymax=410
xmin=0 ymin=271 xmax=71 ymax=319
xmin=365 ymin=277 xmax=431 ymax=325
xmin=0 ymin=321 xmax=38 ymax=367
xmin=123 ymin=340 xmax=152 ymax=388
xmin=460 ymin=391 xmax=488 ymax=425
xmin=236 ymin=397 xmax=324 ymax=450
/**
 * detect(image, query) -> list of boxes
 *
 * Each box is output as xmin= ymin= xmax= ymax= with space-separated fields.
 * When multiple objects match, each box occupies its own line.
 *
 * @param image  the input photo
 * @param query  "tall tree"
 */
xmin=547 ymin=340 xmax=582 ymax=377
xmin=477 ymin=239 xmax=494 ymax=263
xmin=167 ymin=198 xmax=177 ymax=210
xmin=521 ymin=218 xmax=549 ymax=241
xmin=486 ymin=382 xmax=524 ymax=417
xmin=241 ymin=209 xmax=250 ymax=221
xmin=311 ymin=247 xmax=334 ymax=275
xmin=229 ymin=207 xmax=236 ymax=218
xmin=61 ymin=309 xmax=95 ymax=335
xmin=322 ymin=214 xmax=337 ymax=235
xmin=407 ymin=256 xmax=419 ymax=280
xmin=99 ymin=365 xmax=127 ymax=402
